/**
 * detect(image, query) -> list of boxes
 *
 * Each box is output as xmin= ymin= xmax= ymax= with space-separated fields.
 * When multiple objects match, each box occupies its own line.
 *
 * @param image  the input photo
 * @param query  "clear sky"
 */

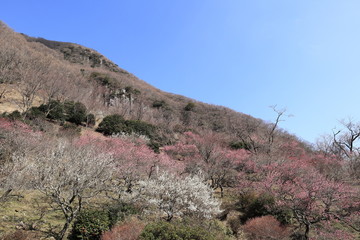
xmin=2 ymin=0 xmax=360 ymax=144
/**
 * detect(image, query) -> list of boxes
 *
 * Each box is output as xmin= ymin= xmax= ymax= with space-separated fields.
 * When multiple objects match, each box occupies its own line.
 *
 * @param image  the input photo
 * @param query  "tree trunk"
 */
xmin=58 ymin=218 xmax=71 ymax=240
xmin=304 ymin=223 xmax=310 ymax=240
xmin=57 ymin=197 xmax=82 ymax=240
xmin=219 ymin=185 xmax=224 ymax=198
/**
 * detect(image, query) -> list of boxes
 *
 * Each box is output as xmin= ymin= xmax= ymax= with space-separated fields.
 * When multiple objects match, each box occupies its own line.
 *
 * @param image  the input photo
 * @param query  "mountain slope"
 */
xmin=0 ymin=21 xmax=301 ymax=148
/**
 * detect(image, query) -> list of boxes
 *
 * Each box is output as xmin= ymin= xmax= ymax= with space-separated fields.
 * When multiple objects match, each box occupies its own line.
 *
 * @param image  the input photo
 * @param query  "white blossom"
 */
xmin=139 ymin=171 xmax=221 ymax=221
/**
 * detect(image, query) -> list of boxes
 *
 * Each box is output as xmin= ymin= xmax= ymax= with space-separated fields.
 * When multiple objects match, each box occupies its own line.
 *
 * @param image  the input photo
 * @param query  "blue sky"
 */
xmin=2 ymin=0 xmax=360 ymax=144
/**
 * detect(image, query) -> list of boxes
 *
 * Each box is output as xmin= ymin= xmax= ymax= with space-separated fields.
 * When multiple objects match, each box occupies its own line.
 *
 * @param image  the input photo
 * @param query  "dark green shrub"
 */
xmin=90 ymin=72 xmax=120 ymax=89
xmin=124 ymin=86 xmax=132 ymax=93
xmin=38 ymin=100 xmax=88 ymax=125
xmin=38 ymin=100 xmax=65 ymax=121
xmin=271 ymin=207 xmax=293 ymax=225
xmin=107 ymin=202 xmax=139 ymax=228
xmin=184 ymin=102 xmax=195 ymax=111
xmin=70 ymin=209 xmax=110 ymax=240
xmin=133 ymin=88 xmax=141 ymax=95
xmin=229 ymin=141 xmax=251 ymax=150
xmin=97 ymin=115 xmax=156 ymax=139
xmin=96 ymin=114 xmax=126 ymax=136
xmin=7 ymin=110 xmax=22 ymax=121
xmin=124 ymin=120 xmax=155 ymax=138
xmin=152 ymin=100 xmax=166 ymax=109
xmin=139 ymin=221 xmax=216 ymax=240
xmin=236 ymin=193 xmax=292 ymax=224
xmin=26 ymin=107 xmax=46 ymax=120
xmin=148 ymin=140 xmax=161 ymax=153
xmin=90 ymin=72 xmax=111 ymax=86
xmin=64 ymin=101 xmax=87 ymax=125
xmin=237 ymin=193 xmax=274 ymax=223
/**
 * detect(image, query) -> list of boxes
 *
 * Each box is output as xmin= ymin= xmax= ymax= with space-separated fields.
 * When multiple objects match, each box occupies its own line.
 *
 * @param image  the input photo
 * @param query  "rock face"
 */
xmin=22 ymin=34 xmax=126 ymax=72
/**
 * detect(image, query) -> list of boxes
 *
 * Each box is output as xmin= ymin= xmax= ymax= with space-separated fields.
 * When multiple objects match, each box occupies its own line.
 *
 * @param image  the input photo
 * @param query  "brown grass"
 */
xmin=0 ymin=84 xmax=42 ymax=114
xmin=0 ymin=190 xmax=63 ymax=238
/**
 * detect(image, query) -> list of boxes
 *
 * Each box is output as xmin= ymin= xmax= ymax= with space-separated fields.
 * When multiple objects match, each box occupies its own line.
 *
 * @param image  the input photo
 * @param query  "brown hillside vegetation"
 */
xmin=0 ymin=20 xmax=300 ymax=147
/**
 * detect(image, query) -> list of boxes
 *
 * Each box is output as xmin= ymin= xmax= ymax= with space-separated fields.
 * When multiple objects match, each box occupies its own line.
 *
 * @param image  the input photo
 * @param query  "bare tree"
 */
xmin=0 ymin=35 xmax=22 ymax=99
xmin=332 ymin=119 xmax=360 ymax=158
xmin=0 ymin=120 xmax=41 ymax=201
xmin=18 ymin=139 xmax=114 ymax=240
xmin=332 ymin=119 xmax=360 ymax=179
xmin=16 ymin=52 xmax=51 ymax=115
xmin=265 ymin=105 xmax=289 ymax=153
xmin=39 ymin=62 xmax=71 ymax=104
xmin=231 ymin=106 xmax=290 ymax=154
xmin=316 ymin=119 xmax=360 ymax=180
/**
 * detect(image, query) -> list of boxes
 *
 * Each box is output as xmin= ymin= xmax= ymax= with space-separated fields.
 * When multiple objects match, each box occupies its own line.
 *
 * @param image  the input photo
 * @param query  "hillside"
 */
xmin=1 ymin=21 xmax=359 ymax=240
xmin=0 ymin=21 xmax=298 ymax=146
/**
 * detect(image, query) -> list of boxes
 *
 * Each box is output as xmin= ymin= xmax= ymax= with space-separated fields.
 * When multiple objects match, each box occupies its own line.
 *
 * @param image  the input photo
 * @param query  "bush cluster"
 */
xmin=152 ymin=100 xmax=166 ymax=109
xmin=96 ymin=114 xmax=156 ymax=139
xmin=236 ymin=192 xmax=292 ymax=225
xmin=69 ymin=209 xmax=110 ymax=240
xmin=29 ymin=100 xmax=93 ymax=126
xmin=237 ymin=192 xmax=274 ymax=223
xmin=70 ymin=203 xmax=138 ymax=240
xmin=90 ymin=72 xmax=117 ymax=87
xmin=229 ymin=141 xmax=251 ymax=150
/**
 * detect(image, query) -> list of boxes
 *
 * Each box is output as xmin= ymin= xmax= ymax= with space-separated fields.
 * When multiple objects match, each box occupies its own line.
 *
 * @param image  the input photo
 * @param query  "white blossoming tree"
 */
xmin=18 ymin=139 xmax=114 ymax=240
xmin=139 ymin=171 xmax=221 ymax=221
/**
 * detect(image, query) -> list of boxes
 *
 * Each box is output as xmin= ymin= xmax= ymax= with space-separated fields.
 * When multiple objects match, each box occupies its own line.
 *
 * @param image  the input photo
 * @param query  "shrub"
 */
xmin=152 ymin=100 xmax=166 ymax=109
xmin=38 ymin=100 xmax=88 ymax=125
xmin=90 ymin=72 xmax=116 ymax=87
xmin=70 ymin=209 xmax=111 ymax=240
xmin=39 ymin=99 xmax=65 ymax=121
xmin=237 ymin=192 xmax=293 ymax=225
xmin=124 ymin=86 xmax=141 ymax=95
xmin=6 ymin=110 xmax=22 ymax=120
xmin=96 ymin=114 xmax=126 ymax=136
xmin=229 ymin=141 xmax=251 ymax=150
xmin=147 ymin=140 xmax=161 ymax=153
xmin=97 ymin=115 xmax=156 ymax=139
xmin=139 ymin=221 xmax=216 ymax=240
xmin=184 ymin=102 xmax=196 ymax=111
xmin=107 ymin=202 xmax=139 ymax=228
xmin=26 ymin=107 xmax=46 ymax=120
xmin=237 ymin=193 xmax=274 ymax=223
xmin=242 ymin=215 xmax=290 ymax=240
xmin=124 ymin=120 xmax=155 ymax=138
xmin=64 ymin=101 xmax=87 ymax=125
xmin=101 ymin=218 xmax=145 ymax=240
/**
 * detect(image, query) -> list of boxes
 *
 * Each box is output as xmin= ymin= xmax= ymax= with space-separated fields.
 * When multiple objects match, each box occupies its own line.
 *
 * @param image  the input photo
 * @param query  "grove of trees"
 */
xmin=1 ymin=115 xmax=359 ymax=240
xmin=0 ymin=21 xmax=359 ymax=240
